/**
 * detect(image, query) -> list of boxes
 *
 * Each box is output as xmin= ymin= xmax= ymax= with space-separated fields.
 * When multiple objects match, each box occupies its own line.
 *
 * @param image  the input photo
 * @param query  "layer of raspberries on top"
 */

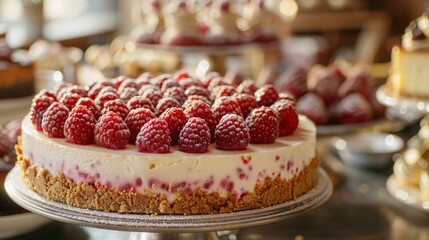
xmin=30 ymin=70 xmax=300 ymax=153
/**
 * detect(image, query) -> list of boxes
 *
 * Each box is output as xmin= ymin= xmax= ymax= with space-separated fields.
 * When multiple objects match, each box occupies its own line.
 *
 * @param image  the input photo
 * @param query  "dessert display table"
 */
xmin=5 ymin=167 xmax=332 ymax=240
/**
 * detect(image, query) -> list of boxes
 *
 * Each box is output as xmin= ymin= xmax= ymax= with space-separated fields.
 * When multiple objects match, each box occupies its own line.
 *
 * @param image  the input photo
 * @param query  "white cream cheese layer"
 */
xmin=21 ymin=114 xmax=316 ymax=201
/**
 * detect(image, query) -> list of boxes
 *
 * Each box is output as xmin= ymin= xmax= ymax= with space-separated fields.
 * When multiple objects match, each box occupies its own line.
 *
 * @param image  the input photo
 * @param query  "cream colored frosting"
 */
xmin=21 ymin=114 xmax=316 ymax=201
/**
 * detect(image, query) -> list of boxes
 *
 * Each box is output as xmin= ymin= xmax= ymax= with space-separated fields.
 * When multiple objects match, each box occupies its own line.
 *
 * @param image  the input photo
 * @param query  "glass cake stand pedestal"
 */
xmin=5 ymin=167 xmax=332 ymax=240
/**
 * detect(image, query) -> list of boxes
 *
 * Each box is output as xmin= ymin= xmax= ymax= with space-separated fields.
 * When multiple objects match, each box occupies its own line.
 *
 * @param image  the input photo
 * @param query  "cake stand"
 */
xmin=376 ymin=84 xmax=429 ymax=211
xmin=376 ymin=84 xmax=429 ymax=115
xmin=5 ymin=167 xmax=332 ymax=240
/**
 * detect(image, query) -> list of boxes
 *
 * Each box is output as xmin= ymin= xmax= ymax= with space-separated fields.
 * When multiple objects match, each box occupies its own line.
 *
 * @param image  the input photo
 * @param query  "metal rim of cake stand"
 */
xmin=5 ymin=167 xmax=332 ymax=233
xmin=376 ymin=84 xmax=429 ymax=114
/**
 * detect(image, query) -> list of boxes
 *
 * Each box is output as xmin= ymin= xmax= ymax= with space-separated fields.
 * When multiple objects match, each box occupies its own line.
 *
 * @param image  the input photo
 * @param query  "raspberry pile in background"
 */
xmin=0 ymin=120 xmax=21 ymax=163
xmin=276 ymin=64 xmax=386 ymax=125
xmin=30 ymin=70 xmax=299 ymax=153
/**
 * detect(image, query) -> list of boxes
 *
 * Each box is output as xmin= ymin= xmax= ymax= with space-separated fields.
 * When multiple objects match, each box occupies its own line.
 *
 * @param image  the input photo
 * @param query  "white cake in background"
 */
xmin=389 ymin=15 xmax=429 ymax=99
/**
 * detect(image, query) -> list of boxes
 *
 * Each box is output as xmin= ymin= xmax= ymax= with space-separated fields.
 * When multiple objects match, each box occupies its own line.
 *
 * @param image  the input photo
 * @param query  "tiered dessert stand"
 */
xmin=5 ymin=167 xmax=332 ymax=240
xmin=376 ymin=84 xmax=429 ymax=212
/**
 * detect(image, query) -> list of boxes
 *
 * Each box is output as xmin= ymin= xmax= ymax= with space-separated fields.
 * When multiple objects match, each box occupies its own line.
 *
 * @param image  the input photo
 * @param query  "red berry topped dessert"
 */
xmin=278 ymin=64 xmax=383 ymax=126
xmin=16 ymin=69 xmax=318 ymax=215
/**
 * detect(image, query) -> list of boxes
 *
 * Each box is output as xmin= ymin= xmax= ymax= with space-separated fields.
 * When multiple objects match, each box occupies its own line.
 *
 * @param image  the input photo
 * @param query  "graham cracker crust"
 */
xmin=15 ymin=142 xmax=319 ymax=215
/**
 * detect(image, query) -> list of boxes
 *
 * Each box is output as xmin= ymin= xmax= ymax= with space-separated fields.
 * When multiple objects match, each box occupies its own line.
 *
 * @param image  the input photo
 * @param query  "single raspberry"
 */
xmin=328 ymin=64 xmax=346 ymax=84
xmin=201 ymin=72 xmax=221 ymax=88
xmin=174 ymin=69 xmax=191 ymax=81
xmin=101 ymin=99 xmax=130 ymax=120
xmin=53 ymin=82 xmax=72 ymax=98
xmin=97 ymin=86 xmax=118 ymax=98
xmin=88 ymin=82 xmax=115 ymax=99
xmin=141 ymin=88 xmax=163 ymax=106
xmin=234 ymin=93 xmax=259 ymax=118
xmin=276 ymin=66 xmax=308 ymax=99
xmin=278 ymin=92 xmax=296 ymax=103
xmin=212 ymin=96 xmax=243 ymax=123
xmin=60 ymin=93 xmax=81 ymax=111
xmin=0 ymin=131 xmax=13 ymax=158
xmin=119 ymin=87 xmax=138 ymax=103
xmin=296 ymin=93 xmax=328 ymax=125
xmin=30 ymin=95 xmax=56 ymax=131
xmin=41 ymin=102 xmax=69 ymax=138
xmin=178 ymin=117 xmax=211 ymax=153
xmin=237 ymin=80 xmax=258 ymax=95
xmin=207 ymin=77 xmax=228 ymax=91
xmin=184 ymin=100 xmax=216 ymax=137
xmin=161 ymin=78 xmax=180 ymax=92
xmin=185 ymin=86 xmax=210 ymax=98
xmin=156 ymin=97 xmax=181 ymax=115
xmin=215 ymin=114 xmax=250 ymax=150
xmin=150 ymin=74 xmax=172 ymax=88
xmin=182 ymin=95 xmax=212 ymax=108
xmin=255 ymin=84 xmax=279 ymax=106
xmin=112 ymin=75 xmax=128 ymax=89
xmin=211 ymin=85 xmax=237 ymax=100
xmin=271 ymin=100 xmax=299 ymax=136
xmin=117 ymin=79 xmax=138 ymax=93
xmin=179 ymin=78 xmax=204 ymax=90
xmin=95 ymin=111 xmax=130 ymax=149
xmin=307 ymin=67 xmax=341 ymax=104
xmin=87 ymin=84 xmax=104 ymax=100
xmin=338 ymin=66 xmax=373 ymax=101
xmin=67 ymin=85 xmax=88 ymax=97
xmin=336 ymin=93 xmax=373 ymax=124
xmin=138 ymin=84 xmax=161 ymax=95
xmin=136 ymin=72 xmax=153 ymax=88
xmin=245 ymin=106 xmax=279 ymax=143
xmin=136 ymin=119 xmax=171 ymax=153
xmin=127 ymin=96 xmax=155 ymax=112
xmin=124 ymin=108 xmax=157 ymax=143
xmin=56 ymin=88 xmax=69 ymax=102
xmin=35 ymin=90 xmax=57 ymax=101
xmin=95 ymin=91 xmax=119 ymax=108
xmin=75 ymin=97 xmax=101 ymax=120
xmin=64 ymin=105 xmax=96 ymax=145
xmin=163 ymin=87 xmax=187 ymax=105
xmin=224 ymin=71 xmax=244 ymax=86
xmin=159 ymin=107 xmax=188 ymax=145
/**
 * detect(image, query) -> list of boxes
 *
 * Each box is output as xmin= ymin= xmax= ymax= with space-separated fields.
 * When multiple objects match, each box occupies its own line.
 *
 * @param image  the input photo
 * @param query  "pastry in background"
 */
xmin=203 ymin=0 xmax=243 ymax=45
xmin=130 ymin=0 xmax=164 ymax=44
xmin=239 ymin=0 xmax=279 ymax=43
xmin=161 ymin=0 xmax=203 ymax=46
xmin=388 ymin=12 xmax=429 ymax=99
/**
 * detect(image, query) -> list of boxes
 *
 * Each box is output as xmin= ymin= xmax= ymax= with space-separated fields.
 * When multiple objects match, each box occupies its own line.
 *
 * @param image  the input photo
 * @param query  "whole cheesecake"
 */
xmin=16 ymin=71 xmax=319 ymax=215
xmin=388 ymin=13 xmax=429 ymax=99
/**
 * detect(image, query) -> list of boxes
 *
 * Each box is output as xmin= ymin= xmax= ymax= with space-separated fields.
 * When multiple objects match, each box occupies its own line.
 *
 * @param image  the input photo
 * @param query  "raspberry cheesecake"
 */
xmin=16 ymin=71 xmax=319 ymax=215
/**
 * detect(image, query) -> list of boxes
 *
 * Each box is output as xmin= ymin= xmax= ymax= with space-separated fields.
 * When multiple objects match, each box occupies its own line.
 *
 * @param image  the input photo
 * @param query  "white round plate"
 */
xmin=386 ymin=175 xmax=429 ymax=213
xmin=0 ymin=212 xmax=51 ymax=239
